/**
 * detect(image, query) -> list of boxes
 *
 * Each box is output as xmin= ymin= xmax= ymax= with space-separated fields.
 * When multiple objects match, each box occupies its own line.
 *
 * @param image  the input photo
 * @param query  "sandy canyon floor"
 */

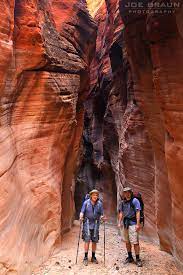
xmin=33 ymin=221 xmax=183 ymax=275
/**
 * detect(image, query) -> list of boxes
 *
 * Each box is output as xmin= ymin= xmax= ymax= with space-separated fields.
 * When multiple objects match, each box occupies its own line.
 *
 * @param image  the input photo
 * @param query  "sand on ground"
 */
xmin=33 ymin=221 xmax=183 ymax=275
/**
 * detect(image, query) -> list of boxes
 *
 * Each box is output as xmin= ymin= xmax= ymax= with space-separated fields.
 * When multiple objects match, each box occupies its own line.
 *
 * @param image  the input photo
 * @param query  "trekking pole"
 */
xmin=76 ymin=220 xmax=82 ymax=264
xmin=104 ymin=221 xmax=106 ymax=266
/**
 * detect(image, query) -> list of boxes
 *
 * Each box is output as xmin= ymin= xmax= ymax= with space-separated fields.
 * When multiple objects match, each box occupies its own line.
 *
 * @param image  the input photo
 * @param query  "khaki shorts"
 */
xmin=123 ymin=224 xmax=139 ymax=244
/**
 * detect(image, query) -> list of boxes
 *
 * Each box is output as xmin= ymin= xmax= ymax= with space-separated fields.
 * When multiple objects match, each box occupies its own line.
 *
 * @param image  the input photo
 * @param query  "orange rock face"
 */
xmin=0 ymin=0 xmax=96 ymax=273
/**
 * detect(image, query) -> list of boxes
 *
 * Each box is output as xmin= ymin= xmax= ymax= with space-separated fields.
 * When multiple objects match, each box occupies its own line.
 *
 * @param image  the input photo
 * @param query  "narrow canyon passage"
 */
xmin=0 ymin=0 xmax=183 ymax=275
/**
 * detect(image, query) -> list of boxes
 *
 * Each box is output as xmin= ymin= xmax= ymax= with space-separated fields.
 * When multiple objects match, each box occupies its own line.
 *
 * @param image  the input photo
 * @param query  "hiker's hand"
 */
xmin=117 ymin=222 xmax=121 ymax=229
xmin=135 ymin=224 xmax=141 ymax=232
xmin=79 ymin=213 xmax=84 ymax=222
xmin=101 ymin=215 xmax=107 ymax=222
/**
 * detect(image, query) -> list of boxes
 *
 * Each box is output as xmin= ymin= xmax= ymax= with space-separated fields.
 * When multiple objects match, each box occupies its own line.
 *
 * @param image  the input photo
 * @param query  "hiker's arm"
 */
xmin=118 ymin=212 xmax=123 ymax=228
xmin=133 ymin=198 xmax=141 ymax=232
xmin=79 ymin=212 xmax=84 ymax=221
xmin=117 ymin=201 xmax=123 ymax=228
xmin=135 ymin=210 xmax=141 ymax=232
xmin=79 ymin=202 xmax=86 ymax=221
xmin=101 ymin=215 xmax=107 ymax=221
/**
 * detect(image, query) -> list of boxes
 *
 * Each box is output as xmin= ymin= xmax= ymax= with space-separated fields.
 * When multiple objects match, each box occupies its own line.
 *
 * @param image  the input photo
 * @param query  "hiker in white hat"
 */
xmin=79 ymin=189 xmax=105 ymax=265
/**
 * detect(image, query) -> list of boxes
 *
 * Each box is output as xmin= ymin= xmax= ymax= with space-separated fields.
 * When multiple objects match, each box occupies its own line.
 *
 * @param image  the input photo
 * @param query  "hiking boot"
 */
xmin=124 ymin=257 xmax=134 ymax=264
xmin=136 ymin=259 xmax=143 ymax=267
xmin=83 ymin=257 xmax=88 ymax=266
xmin=91 ymin=256 xmax=99 ymax=264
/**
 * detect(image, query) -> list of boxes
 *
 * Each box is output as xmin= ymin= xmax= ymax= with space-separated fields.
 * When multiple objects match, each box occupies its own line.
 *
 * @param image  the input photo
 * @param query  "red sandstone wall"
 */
xmin=0 ymin=0 xmax=96 ymax=273
xmin=119 ymin=0 xmax=183 ymax=269
xmin=1 ymin=0 xmax=183 ymax=272
xmin=78 ymin=0 xmax=157 ymax=234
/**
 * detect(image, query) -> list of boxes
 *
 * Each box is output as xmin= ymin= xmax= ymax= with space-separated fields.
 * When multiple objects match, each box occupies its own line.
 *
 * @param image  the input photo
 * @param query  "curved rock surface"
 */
xmin=0 ymin=0 xmax=96 ymax=274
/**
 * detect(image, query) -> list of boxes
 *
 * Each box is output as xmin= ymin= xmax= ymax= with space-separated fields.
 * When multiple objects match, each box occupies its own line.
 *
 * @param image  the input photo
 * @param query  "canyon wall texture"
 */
xmin=77 ymin=0 xmax=156 ymax=232
xmin=0 ymin=0 xmax=96 ymax=274
xmin=0 ymin=0 xmax=183 ymax=273
xmin=120 ymin=0 xmax=183 ymax=268
xmin=79 ymin=0 xmax=183 ymax=270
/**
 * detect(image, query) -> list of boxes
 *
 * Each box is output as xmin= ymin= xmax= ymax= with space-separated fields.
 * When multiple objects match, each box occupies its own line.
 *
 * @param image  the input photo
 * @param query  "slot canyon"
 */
xmin=0 ymin=0 xmax=183 ymax=274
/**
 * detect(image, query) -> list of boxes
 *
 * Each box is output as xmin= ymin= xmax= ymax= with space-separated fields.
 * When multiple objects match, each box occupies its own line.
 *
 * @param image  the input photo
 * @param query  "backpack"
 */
xmin=130 ymin=192 xmax=144 ymax=226
xmin=81 ymin=194 xmax=90 ymax=206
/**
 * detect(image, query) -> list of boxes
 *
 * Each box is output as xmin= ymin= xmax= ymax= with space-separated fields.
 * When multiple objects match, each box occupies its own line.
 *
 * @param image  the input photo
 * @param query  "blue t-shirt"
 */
xmin=81 ymin=199 xmax=104 ymax=229
xmin=119 ymin=198 xmax=141 ymax=226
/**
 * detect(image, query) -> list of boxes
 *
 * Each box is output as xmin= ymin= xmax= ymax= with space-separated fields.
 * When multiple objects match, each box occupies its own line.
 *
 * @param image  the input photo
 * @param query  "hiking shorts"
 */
xmin=82 ymin=229 xmax=99 ymax=243
xmin=123 ymin=224 xmax=139 ymax=244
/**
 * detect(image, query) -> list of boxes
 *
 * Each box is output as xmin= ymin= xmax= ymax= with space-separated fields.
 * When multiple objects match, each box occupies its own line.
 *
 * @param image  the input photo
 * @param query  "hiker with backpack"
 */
xmin=79 ymin=189 xmax=105 ymax=266
xmin=118 ymin=187 xmax=143 ymax=267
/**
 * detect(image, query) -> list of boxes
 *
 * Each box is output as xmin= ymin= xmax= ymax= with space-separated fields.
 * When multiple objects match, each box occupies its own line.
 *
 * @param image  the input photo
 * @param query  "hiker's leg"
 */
xmin=129 ymin=225 xmax=142 ymax=266
xmin=82 ymin=223 xmax=90 ymax=265
xmin=126 ymin=242 xmax=133 ymax=258
xmin=124 ymin=228 xmax=132 ymax=253
xmin=92 ymin=242 xmax=97 ymax=253
xmin=123 ymin=228 xmax=133 ymax=262
xmin=84 ymin=241 xmax=90 ymax=261
xmin=129 ymin=225 xmax=139 ymax=247
xmin=134 ymin=243 xmax=142 ymax=266
xmin=129 ymin=225 xmax=140 ymax=255
xmin=134 ymin=243 xmax=140 ymax=254
xmin=126 ymin=242 xmax=132 ymax=253
xmin=90 ymin=229 xmax=99 ymax=263
xmin=91 ymin=229 xmax=97 ymax=256
xmin=91 ymin=228 xmax=98 ymax=254
xmin=83 ymin=242 xmax=90 ymax=265
xmin=91 ymin=242 xmax=98 ymax=263
xmin=84 ymin=241 xmax=90 ymax=253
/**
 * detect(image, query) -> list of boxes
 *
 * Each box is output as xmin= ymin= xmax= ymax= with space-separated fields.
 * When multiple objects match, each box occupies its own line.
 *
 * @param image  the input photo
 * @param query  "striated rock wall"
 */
xmin=119 ymin=0 xmax=183 ymax=268
xmin=1 ymin=0 xmax=183 ymax=272
xmin=0 ymin=0 xmax=96 ymax=273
